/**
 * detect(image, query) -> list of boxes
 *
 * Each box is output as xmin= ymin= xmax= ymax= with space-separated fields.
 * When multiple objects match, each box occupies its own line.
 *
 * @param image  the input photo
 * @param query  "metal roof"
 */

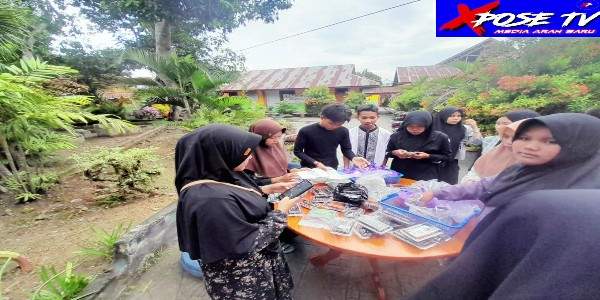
xmin=394 ymin=65 xmax=463 ymax=84
xmin=438 ymin=38 xmax=501 ymax=65
xmin=221 ymin=64 xmax=380 ymax=91
xmin=362 ymin=85 xmax=405 ymax=94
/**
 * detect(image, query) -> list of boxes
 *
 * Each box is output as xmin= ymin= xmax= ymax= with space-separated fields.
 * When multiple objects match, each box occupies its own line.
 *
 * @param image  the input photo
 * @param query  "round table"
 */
xmin=285 ymin=178 xmax=481 ymax=299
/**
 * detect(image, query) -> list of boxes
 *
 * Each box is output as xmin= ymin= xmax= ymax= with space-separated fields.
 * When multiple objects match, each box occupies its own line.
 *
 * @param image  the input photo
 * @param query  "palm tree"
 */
xmin=0 ymin=0 xmax=30 ymax=63
xmin=125 ymin=50 xmax=233 ymax=113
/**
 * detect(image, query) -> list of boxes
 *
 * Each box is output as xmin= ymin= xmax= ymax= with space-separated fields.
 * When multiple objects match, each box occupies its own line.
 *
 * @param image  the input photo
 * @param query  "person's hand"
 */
xmin=276 ymin=196 xmax=298 ymax=212
xmin=352 ymin=157 xmax=369 ymax=169
xmin=392 ymin=149 xmax=411 ymax=159
xmin=412 ymin=152 xmax=430 ymax=160
xmin=273 ymin=172 xmax=299 ymax=183
xmin=261 ymin=182 xmax=297 ymax=194
xmin=314 ymin=161 xmax=328 ymax=170
xmin=464 ymin=118 xmax=478 ymax=128
xmin=419 ymin=191 xmax=435 ymax=206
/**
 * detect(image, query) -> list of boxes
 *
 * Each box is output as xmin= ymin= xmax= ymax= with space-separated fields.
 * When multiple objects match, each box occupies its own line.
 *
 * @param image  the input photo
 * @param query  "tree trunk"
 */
xmin=0 ymin=163 xmax=11 ymax=180
xmin=0 ymin=135 xmax=18 ymax=174
xmin=154 ymin=20 xmax=172 ymax=57
xmin=0 ymin=135 xmax=28 ymax=193
xmin=21 ymin=22 xmax=46 ymax=60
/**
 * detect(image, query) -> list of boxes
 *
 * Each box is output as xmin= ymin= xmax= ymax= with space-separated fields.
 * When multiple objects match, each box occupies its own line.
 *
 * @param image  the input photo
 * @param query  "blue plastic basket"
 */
xmin=380 ymin=192 xmax=481 ymax=231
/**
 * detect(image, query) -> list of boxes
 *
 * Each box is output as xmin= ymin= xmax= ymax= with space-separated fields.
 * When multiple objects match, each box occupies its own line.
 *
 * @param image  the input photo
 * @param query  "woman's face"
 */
xmin=446 ymin=111 xmax=462 ymax=125
xmin=500 ymin=130 xmax=514 ymax=148
xmin=233 ymin=155 xmax=252 ymax=171
xmin=406 ymin=124 xmax=426 ymax=135
xmin=495 ymin=117 xmax=512 ymax=135
xmin=512 ymin=126 xmax=561 ymax=166
xmin=265 ymin=132 xmax=283 ymax=146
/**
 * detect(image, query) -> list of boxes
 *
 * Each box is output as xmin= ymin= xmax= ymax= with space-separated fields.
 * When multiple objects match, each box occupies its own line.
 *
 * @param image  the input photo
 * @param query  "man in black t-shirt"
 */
xmin=294 ymin=103 xmax=369 ymax=170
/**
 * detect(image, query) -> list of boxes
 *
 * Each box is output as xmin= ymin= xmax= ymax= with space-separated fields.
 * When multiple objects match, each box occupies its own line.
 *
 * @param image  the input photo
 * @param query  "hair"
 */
xmin=586 ymin=108 xmax=600 ymax=119
xmin=357 ymin=104 xmax=379 ymax=115
xmin=513 ymin=120 xmax=548 ymax=141
xmin=321 ymin=103 xmax=352 ymax=123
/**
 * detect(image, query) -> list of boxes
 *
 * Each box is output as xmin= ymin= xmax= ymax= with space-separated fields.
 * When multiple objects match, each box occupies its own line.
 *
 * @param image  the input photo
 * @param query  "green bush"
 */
xmin=73 ymin=147 xmax=161 ymax=204
xmin=181 ymin=96 xmax=266 ymax=130
xmin=2 ymin=172 xmax=59 ymax=203
xmin=344 ymin=91 xmax=367 ymax=110
xmin=31 ymin=262 xmax=91 ymax=300
xmin=78 ymin=223 xmax=130 ymax=261
xmin=402 ymin=39 xmax=600 ymax=128
xmin=303 ymin=86 xmax=334 ymax=116
xmin=274 ymin=101 xmax=305 ymax=115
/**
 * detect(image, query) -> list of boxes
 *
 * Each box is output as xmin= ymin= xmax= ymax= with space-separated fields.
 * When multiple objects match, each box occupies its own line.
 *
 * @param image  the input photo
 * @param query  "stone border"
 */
xmin=82 ymin=202 xmax=178 ymax=299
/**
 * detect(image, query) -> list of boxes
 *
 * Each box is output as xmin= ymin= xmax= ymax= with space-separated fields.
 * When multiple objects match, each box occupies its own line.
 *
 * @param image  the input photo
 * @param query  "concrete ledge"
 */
xmin=112 ymin=202 xmax=177 ymax=277
xmin=82 ymin=201 xmax=177 ymax=299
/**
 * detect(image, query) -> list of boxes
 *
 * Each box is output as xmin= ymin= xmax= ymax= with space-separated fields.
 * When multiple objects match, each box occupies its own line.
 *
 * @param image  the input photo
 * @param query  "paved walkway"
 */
xmin=101 ymin=238 xmax=449 ymax=300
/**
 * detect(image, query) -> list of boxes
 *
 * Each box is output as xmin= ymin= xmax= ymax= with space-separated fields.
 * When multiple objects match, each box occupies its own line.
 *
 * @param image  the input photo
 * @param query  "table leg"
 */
xmin=309 ymin=248 xmax=341 ymax=267
xmin=369 ymin=258 xmax=386 ymax=300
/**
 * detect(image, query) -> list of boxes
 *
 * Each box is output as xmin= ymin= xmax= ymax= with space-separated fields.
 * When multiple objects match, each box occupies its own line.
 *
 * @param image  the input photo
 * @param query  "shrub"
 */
xmin=73 ymin=147 xmax=161 ymax=203
xmin=181 ymin=96 xmax=266 ymax=130
xmin=303 ymin=86 xmax=334 ymax=116
xmin=274 ymin=101 xmax=305 ymax=115
xmin=2 ymin=172 xmax=59 ymax=203
xmin=31 ymin=262 xmax=91 ymax=300
xmin=344 ymin=91 xmax=367 ymax=110
xmin=78 ymin=223 xmax=130 ymax=261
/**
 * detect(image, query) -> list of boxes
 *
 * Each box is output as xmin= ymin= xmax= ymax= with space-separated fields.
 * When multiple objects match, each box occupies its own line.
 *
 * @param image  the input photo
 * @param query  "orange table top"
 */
xmin=286 ymin=178 xmax=480 ymax=261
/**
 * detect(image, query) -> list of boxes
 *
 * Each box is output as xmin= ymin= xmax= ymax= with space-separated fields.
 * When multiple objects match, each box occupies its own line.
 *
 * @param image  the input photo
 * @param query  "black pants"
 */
xmin=440 ymin=159 xmax=460 ymax=185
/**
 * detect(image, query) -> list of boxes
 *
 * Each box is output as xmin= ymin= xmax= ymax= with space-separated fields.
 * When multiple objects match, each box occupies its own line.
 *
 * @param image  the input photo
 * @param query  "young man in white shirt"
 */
xmin=345 ymin=104 xmax=391 ymax=168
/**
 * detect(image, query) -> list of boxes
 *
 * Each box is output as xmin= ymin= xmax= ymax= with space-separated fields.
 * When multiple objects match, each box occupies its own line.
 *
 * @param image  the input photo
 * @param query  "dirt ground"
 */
xmin=0 ymin=126 xmax=186 ymax=300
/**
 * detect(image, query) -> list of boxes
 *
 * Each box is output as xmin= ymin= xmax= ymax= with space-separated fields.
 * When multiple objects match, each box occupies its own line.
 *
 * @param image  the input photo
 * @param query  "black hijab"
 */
xmin=409 ymin=189 xmax=600 ymax=300
xmin=433 ymin=106 xmax=466 ymax=156
xmin=395 ymin=111 xmax=436 ymax=150
xmin=483 ymin=113 xmax=600 ymax=207
xmin=174 ymin=124 xmax=262 ymax=194
xmin=505 ymin=109 xmax=540 ymax=122
xmin=175 ymin=124 xmax=272 ymax=263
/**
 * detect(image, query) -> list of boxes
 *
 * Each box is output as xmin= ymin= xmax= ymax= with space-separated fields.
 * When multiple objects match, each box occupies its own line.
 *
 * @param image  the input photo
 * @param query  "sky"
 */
xmin=224 ymin=0 xmax=485 ymax=83
xmin=56 ymin=0 xmax=487 ymax=82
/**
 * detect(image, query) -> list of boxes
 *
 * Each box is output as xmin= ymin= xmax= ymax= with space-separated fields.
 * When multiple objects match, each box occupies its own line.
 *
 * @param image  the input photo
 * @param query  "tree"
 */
xmin=0 ymin=58 xmax=132 ymax=200
xmin=358 ymin=69 xmax=382 ymax=84
xmin=125 ymin=50 xmax=233 ymax=113
xmin=14 ymin=0 xmax=74 ymax=60
xmin=50 ymin=42 xmax=125 ymax=91
xmin=0 ymin=0 xmax=30 ymax=63
xmin=121 ymin=29 xmax=246 ymax=73
xmin=68 ymin=0 xmax=293 ymax=57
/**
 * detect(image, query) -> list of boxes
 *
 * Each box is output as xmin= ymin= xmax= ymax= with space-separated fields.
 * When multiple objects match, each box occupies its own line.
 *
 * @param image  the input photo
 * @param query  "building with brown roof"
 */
xmin=393 ymin=65 xmax=463 ymax=85
xmin=220 ymin=64 xmax=380 ymax=107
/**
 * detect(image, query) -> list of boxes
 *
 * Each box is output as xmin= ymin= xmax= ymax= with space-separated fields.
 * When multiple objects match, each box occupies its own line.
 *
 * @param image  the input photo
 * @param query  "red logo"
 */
xmin=440 ymin=0 xmax=501 ymax=36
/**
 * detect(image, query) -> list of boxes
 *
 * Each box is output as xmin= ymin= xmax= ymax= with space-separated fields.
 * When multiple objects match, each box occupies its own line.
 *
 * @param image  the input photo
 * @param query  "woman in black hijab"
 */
xmin=409 ymin=189 xmax=600 ymax=300
xmin=424 ymin=113 xmax=600 ymax=206
xmin=433 ymin=107 xmax=481 ymax=184
xmin=175 ymin=124 xmax=295 ymax=300
xmin=385 ymin=111 xmax=452 ymax=180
